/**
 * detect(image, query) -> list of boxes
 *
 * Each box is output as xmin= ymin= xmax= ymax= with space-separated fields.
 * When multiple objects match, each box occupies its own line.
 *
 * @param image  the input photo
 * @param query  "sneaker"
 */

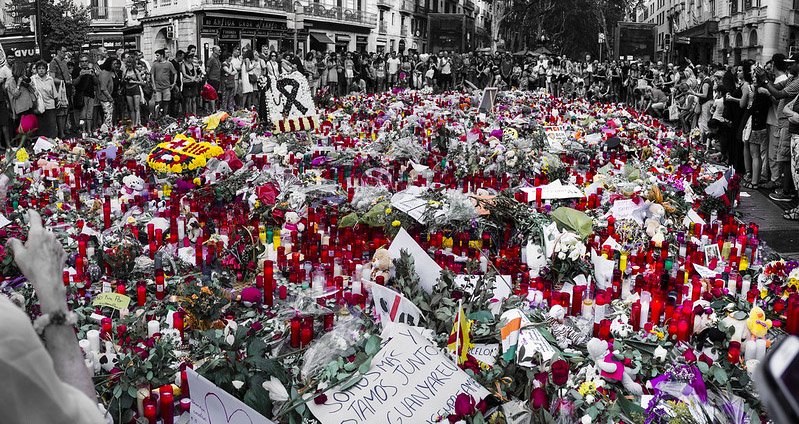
xmin=770 ymin=190 xmax=796 ymax=202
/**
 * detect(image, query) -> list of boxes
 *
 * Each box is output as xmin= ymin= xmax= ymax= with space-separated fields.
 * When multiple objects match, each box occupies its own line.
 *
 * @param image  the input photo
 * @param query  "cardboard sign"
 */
xmin=387 ymin=228 xmax=442 ymax=293
xmin=265 ymin=71 xmax=319 ymax=133
xmin=186 ymin=368 xmax=276 ymax=424
xmin=454 ymin=274 xmax=511 ymax=315
xmin=307 ymin=324 xmax=490 ymax=424
xmin=92 ymin=293 xmax=131 ymax=311
xmin=371 ymin=283 xmax=424 ymax=327
xmin=477 ymin=87 xmax=498 ymax=114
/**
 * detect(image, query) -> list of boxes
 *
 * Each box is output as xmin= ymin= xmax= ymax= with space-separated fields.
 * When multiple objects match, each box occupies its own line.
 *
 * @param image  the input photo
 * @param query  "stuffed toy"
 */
xmin=120 ymin=174 xmax=145 ymax=204
xmin=370 ymin=248 xmax=392 ymax=283
xmin=239 ymin=287 xmax=262 ymax=307
xmin=546 ymin=305 xmax=591 ymax=349
xmin=282 ymin=211 xmax=305 ymax=234
xmin=586 ymin=337 xmax=643 ymax=395
xmin=746 ymin=305 xmax=772 ymax=339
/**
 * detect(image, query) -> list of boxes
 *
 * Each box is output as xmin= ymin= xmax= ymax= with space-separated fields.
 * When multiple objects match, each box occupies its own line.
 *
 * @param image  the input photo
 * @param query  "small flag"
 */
xmin=447 ymin=303 xmax=473 ymax=365
xmin=500 ymin=309 xmax=529 ymax=362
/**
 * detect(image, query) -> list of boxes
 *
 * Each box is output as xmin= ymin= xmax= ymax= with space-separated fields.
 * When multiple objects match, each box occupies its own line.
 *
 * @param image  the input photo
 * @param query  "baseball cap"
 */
xmin=785 ymin=53 xmax=799 ymax=63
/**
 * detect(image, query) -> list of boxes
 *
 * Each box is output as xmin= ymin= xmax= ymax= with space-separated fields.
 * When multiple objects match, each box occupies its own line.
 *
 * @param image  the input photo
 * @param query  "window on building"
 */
xmin=710 ymin=0 xmax=715 ymax=15
xmin=743 ymin=0 xmax=752 ymax=9
xmin=735 ymin=32 xmax=743 ymax=47
xmin=91 ymin=0 xmax=107 ymax=19
xmin=749 ymin=30 xmax=757 ymax=46
xmin=730 ymin=0 xmax=738 ymax=14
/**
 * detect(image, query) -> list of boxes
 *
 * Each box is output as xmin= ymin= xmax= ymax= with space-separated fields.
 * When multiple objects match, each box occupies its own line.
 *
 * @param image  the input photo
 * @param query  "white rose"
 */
xmin=585 ymin=394 xmax=595 ymax=403
xmin=558 ymin=251 xmax=567 ymax=260
xmin=581 ymin=415 xmax=592 ymax=424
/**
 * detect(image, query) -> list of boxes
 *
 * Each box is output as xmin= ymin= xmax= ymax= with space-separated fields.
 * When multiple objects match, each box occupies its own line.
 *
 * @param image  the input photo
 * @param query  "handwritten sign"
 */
xmin=469 ymin=343 xmax=499 ymax=365
xmin=92 ymin=293 xmax=131 ymax=311
xmin=265 ymin=71 xmax=318 ymax=133
xmin=520 ymin=181 xmax=585 ymax=201
xmin=186 ymin=368 xmax=276 ymax=424
xmin=307 ymin=324 xmax=490 ymax=424
xmin=517 ymin=327 xmax=556 ymax=366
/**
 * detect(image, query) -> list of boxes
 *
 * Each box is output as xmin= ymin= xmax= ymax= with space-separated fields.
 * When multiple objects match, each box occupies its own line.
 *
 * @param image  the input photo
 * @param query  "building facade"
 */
xmin=636 ymin=0 xmax=797 ymax=65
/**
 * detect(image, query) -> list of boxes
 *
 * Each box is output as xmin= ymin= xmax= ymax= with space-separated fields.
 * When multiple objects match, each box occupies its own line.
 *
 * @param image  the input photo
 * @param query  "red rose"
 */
xmin=531 ymin=387 xmax=548 ymax=410
xmin=314 ymin=394 xmax=328 ymax=405
xmin=683 ymin=349 xmax=697 ymax=363
xmin=18 ymin=114 xmax=38 ymax=134
xmin=699 ymin=353 xmax=713 ymax=367
xmin=551 ymin=359 xmax=569 ymax=386
xmin=454 ymin=393 xmax=476 ymax=417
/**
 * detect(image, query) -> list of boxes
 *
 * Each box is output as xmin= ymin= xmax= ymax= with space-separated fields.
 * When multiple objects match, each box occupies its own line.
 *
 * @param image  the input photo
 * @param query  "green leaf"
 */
xmin=243 ymin=385 xmax=273 ymax=419
xmin=339 ymin=212 xmax=360 ymax=227
xmin=127 ymin=386 xmax=138 ymax=398
xmin=113 ymin=384 xmax=123 ymax=398
xmin=713 ymin=366 xmax=728 ymax=385
xmin=358 ymin=357 xmax=373 ymax=374
xmin=365 ymin=336 xmax=381 ymax=356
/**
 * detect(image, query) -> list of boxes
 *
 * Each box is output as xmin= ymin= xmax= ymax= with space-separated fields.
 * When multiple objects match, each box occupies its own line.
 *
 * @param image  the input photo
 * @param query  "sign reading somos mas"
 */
xmin=307 ymin=324 xmax=490 ymax=424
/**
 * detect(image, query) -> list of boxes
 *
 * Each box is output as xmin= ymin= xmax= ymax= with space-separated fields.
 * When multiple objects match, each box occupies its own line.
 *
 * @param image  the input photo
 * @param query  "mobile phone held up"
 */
xmin=754 ymin=336 xmax=799 ymax=424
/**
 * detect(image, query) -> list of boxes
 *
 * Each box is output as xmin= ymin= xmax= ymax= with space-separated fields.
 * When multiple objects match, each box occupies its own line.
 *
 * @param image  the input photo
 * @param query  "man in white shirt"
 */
xmin=386 ymin=52 xmax=400 ymax=88
xmin=439 ymin=50 xmax=452 ymax=91
xmin=230 ymin=47 xmax=243 ymax=108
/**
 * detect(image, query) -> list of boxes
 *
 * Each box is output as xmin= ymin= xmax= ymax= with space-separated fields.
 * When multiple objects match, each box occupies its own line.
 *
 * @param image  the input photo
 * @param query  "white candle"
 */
xmin=756 ymin=339 xmax=767 ymax=361
xmin=741 ymin=276 xmax=751 ymax=301
xmin=86 ymin=329 xmax=101 ymax=354
xmin=78 ymin=339 xmax=92 ymax=357
xmin=147 ymin=320 xmax=160 ymax=337
xmin=744 ymin=339 xmax=757 ymax=360
xmin=640 ymin=291 xmax=651 ymax=329
xmin=136 ymin=387 xmax=150 ymax=417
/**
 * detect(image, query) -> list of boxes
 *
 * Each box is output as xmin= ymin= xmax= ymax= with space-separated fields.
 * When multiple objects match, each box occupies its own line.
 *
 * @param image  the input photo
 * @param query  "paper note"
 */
xmin=0 ymin=213 xmax=10 ymax=229
xmin=92 ymin=293 xmax=131 ymax=311
xmin=307 ymin=324 xmax=490 ymax=424
xmin=469 ymin=343 xmax=500 ymax=365
xmin=387 ymin=228 xmax=442 ymax=293
xmin=186 ymin=368 xmax=276 ymax=424
xmin=391 ymin=186 xmax=431 ymax=224
xmin=454 ymin=274 xmax=512 ymax=315
xmin=520 ymin=180 xmax=584 ymax=201
xmin=609 ymin=199 xmax=645 ymax=225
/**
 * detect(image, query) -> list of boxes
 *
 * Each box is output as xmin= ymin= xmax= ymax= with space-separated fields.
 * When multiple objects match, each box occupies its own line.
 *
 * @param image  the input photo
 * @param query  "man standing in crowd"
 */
xmin=151 ymin=49 xmax=177 ymax=120
xmin=439 ymin=51 xmax=453 ymax=91
xmin=761 ymin=54 xmax=799 ymax=204
xmin=386 ymin=51 xmax=400 ymax=89
xmin=49 ymin=45 xmax=72 ymax=138
xmin=764 ymin=54 xmax=790 ymax=190
xmin=206 ymin=46 xmax=222 ymax=111
xmin=169 ymin=50 xmax=185 ymax=117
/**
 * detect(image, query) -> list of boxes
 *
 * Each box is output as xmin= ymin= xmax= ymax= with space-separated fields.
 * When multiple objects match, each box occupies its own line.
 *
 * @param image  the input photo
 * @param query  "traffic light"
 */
xmin=664 ymin=33 xmax=672 ymax=50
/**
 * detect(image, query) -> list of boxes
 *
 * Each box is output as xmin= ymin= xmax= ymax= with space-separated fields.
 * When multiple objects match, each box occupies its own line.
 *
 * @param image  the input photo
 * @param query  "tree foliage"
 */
xmin=12 ymin=0 xmax=91 ymax=57
xmin=491 ymin=0 xmax=646 ymax=58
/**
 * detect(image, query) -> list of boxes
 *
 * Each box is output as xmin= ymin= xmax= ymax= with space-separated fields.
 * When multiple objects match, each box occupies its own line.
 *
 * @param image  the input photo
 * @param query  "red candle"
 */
xmin=144 ymin=404 xmax=157 ymax=424
xmin=103 ymin=196 xmax=111 ymax=230
xmin=290 ymin=318 xmax=301 ymax=348
xmin=263 ymin=261 xmax=274 ymax=306
xmin=160 ymin=391 xmax=174 ymax=424
xmin=116 ymin=283 xmax=126 ymax=295
xmin=677 ymin=319 xmax=689 ymax=341
xmin=301 ymin=327 xmax=313 ymax=348
xmin=155 ymin=271 xmax=165 ymax=300
xmin=137 ymin=284 xmax=146 ymax=307
xmin=101 ymin=317 xmax=112 ymax=339
xmin=650 ymin=298 xmax=664 ymax=326
xmin=572 ymin=285 xmax=585 ymax=316
xmin=631 ymin=301 xmax=641 ymax=331
xmin=727 ymin=341 xmax=741 ymax=364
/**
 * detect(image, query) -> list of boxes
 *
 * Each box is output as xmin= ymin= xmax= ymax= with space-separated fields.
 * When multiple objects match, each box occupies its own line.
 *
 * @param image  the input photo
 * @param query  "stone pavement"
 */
xmin=738 ymin=187 xmax=799 ymax=260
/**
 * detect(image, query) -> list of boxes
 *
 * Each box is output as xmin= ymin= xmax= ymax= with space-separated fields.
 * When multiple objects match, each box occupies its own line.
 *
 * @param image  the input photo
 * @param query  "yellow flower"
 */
xmin=578 ymin=381 xmax=596 ymax=396
xmin=391 ymin=220 xmax=401 ymax=227
xmin=789 ymin=278 xmax=799 ymax=291
xmin=15 ymin=148 xmax=29 ymax=163
xmin=650 ymin=329 xmax=665 ymax=340
xmin=385 ymin=208 xmax=392 ymax=215
xmin=201 ymin=286 xmax=212 ymax=295
xmin=761 ymin=288 xmax=769 ymax=299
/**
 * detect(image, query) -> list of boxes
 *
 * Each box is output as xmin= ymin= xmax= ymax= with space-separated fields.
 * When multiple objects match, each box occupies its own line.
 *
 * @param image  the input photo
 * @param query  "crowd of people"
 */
xmin=2 ymin=44 xmax=799 ymax=219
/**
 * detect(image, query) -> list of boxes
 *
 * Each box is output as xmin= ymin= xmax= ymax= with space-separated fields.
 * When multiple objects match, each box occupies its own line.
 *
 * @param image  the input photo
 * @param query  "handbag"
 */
xmin=248 ymin=73 xmax=258 ymax=84
xmin=668 ymin=95 xmax=679 ymax=121
xmin=32 ymin=85 xmax=45 ymax=114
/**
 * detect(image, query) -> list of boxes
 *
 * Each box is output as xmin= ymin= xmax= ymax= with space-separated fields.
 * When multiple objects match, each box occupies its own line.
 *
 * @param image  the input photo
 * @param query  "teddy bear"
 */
xmin=199 ymin=157 xmax=232 ymax=185
xmin=586 ymin=337 xmax=643 ymax=395
xmin=370 ymin=248 xmax=392 ymax=283
xmin=524 ymin=242 xmax=547 ymax=278
xmin=644 ymin=202 xmax=666 ymax=239
xmin=120 ymin=174 xmax=146 ymax=204
xmin=282 ymin=211 xmax=305 ymax=235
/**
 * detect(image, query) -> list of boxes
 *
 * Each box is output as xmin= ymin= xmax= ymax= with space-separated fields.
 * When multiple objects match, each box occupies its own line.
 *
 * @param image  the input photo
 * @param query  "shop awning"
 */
xmin=310 ymin=32 xmax=334 ymax=44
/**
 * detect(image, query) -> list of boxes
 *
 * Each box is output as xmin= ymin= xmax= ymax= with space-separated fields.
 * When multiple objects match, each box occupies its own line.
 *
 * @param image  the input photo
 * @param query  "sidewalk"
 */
xmin=738 ymin=187 xmax=799 ymax=259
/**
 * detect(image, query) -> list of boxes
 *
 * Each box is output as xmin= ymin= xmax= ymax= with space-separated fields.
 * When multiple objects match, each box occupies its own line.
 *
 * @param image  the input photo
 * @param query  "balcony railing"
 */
xmin=200 ymin=0 xmax=291 ymax=11
xmin=301 ymin=3 xmax=377 ymax=27
xmin=376 ymin=0 xmax=392 ymax=8
xmin=90 ymin=6 xmax=126 ymax=23
xmin=414 ymin=3 xmax=428 ymax=15
xmin=399 ymin=0 xmax=414 ymax=13
xmin=462 ymin=0 xmax=474 ymax=10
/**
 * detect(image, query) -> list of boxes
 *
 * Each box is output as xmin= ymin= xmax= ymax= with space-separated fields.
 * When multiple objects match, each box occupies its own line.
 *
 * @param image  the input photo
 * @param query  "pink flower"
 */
xmin=531 ymin=387 xmax=548 ymax=409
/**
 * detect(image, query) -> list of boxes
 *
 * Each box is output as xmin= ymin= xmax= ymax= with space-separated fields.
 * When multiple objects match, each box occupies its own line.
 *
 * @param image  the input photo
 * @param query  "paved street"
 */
xmin=739 ymin=187 xmax=799 ymax=260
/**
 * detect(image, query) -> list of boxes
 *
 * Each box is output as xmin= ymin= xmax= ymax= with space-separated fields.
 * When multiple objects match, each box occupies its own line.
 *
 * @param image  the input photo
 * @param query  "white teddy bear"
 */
xmin=586 ymin=337 xmax=643 ymax=395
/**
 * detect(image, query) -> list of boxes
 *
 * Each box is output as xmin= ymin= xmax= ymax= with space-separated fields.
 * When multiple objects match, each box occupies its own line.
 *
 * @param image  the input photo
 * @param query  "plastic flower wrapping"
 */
xmin=0 ymin=87 xmax=796 ymax=424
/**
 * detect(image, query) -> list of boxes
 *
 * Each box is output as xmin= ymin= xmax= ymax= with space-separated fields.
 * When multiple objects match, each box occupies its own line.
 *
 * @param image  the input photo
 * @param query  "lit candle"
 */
xmin=755 ymin=338 xmax=767 ymax=361
xmin=137 ymin=284 xmax=147 ymax=307
xmin=155 ymin=271 xmax=165 ymax=300
xmin=639 ymin=291 xmax=651 ymax=329
xmin=87 ymin=329 xmax=101 ymax=354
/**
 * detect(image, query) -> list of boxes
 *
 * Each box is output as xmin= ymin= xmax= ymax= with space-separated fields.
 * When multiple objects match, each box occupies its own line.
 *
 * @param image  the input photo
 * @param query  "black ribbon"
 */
xmin=276 ymin=78 xmax=308 ymax=116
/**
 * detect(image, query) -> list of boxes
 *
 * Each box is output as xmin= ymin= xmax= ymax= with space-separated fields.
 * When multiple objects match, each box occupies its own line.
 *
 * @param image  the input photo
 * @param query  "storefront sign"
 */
xmin=220 ymin=29 xmax=240 ymax=40
xmin=203 ymin=16 xmax=286 ymax=31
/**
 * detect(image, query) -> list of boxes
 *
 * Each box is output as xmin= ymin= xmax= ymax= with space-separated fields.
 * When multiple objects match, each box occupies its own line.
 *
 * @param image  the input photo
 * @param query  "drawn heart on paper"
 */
xmin=204 ymin=393 xmax=256 ymax=424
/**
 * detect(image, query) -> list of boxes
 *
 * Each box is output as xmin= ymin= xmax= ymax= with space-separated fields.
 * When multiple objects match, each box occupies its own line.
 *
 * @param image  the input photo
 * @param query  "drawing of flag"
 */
xmin=500 ymin=309 xmax=528 ymax=362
